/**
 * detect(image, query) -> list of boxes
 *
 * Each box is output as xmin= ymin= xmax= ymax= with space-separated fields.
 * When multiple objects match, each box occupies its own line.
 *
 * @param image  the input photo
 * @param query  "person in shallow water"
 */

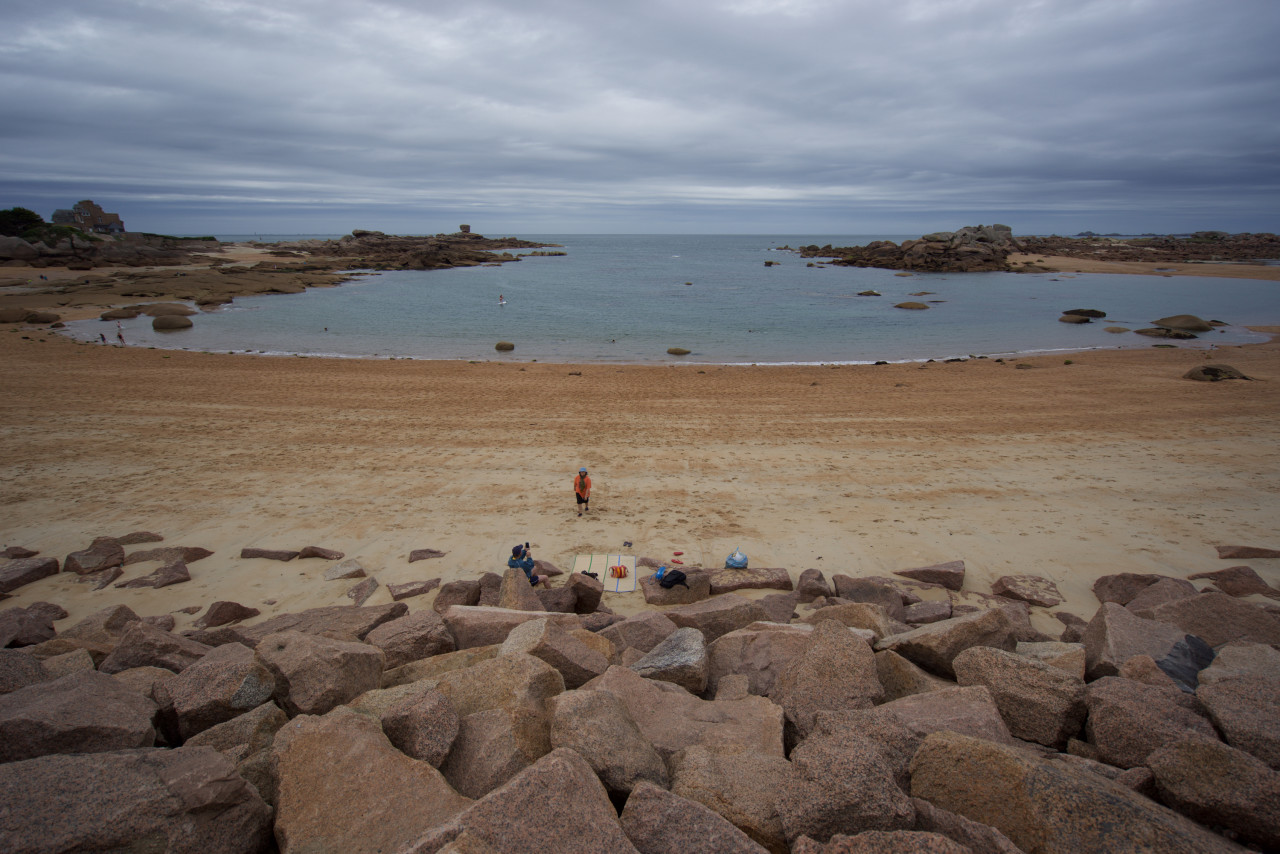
xmin=575 ymin=467 xmax=591 ymax=516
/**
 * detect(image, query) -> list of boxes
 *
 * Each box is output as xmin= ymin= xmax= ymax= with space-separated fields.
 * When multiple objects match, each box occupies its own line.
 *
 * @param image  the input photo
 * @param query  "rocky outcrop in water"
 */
xmin=794 ymin=225 xmax=1023 ymax=273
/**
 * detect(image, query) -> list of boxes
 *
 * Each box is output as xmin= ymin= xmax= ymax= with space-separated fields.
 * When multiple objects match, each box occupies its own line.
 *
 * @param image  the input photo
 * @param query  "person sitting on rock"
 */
xmin=509 ymin=543 xmax=549 ymax=587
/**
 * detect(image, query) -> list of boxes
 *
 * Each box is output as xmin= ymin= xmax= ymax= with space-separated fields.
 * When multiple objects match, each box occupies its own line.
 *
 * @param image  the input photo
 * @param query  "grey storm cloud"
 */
xmin=1 ymin=0 xmax=1277 ymax=235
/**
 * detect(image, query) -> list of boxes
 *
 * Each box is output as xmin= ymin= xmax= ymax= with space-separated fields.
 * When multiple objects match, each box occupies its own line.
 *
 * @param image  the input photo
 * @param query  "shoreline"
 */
xmin=3 ymin=323 xmax=1278 ymax=638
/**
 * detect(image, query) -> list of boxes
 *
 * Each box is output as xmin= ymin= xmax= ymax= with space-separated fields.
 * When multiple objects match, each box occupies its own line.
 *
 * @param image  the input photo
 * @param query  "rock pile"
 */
xmin=2 ymin=553 xmax=1279 ymax=852
xmin=794 ymin=225 xmax=1023 ymax=273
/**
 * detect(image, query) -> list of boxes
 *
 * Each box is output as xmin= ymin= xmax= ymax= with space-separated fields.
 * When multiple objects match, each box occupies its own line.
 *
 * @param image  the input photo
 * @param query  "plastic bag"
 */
xmin=724 ymin=547 xmax=748 ymax=569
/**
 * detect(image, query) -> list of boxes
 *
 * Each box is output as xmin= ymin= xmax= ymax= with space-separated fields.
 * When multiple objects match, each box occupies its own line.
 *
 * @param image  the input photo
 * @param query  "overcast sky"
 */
xmin=2 ymin=0 xmax=1278 ymax=236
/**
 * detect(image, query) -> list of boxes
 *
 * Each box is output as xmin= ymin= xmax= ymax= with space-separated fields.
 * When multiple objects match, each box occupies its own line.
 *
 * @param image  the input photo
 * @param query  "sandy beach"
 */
xmin=4 ymin=301 xmax=1279 ymax=635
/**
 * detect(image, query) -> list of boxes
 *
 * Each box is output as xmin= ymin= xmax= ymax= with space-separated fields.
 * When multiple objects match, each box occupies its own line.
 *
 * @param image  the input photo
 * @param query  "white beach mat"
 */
xmin=572 ymin=554 xmax=639 ymax=593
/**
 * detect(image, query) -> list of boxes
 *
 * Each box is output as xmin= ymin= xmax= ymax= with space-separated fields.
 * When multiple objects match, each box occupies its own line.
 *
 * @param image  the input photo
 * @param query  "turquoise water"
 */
xmin=68 ymin=235 xmax=1280 ymax=364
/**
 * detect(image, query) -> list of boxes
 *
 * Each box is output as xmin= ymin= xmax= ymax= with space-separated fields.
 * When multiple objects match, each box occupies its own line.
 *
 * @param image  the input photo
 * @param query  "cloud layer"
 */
xmin=2 ymin=0 xmax=1277 ymax=235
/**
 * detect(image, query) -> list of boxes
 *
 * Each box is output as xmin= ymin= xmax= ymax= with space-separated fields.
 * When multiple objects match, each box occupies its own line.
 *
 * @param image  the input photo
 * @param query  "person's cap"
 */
xmin=579 ymin=467 xmax=587 ymax=473
xmin=512 ymin=545 xmax=524 ymax=557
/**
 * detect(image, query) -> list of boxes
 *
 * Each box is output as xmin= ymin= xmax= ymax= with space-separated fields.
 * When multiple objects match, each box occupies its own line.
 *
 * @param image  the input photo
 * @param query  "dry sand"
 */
xmin=3 ymin=311 xmax=1279 ymax=636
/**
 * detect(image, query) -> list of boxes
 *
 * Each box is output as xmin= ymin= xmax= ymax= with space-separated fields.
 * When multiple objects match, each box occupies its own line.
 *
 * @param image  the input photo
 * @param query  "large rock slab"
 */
xmin=990 ymin=574 xmax=1063 ymax=608
xmin=600 ymin=611 xmax=681 ymax=654
xmin=708 ymin=567 xmax=794 ymax=595
xmin=380 ymin=685 xmax=458 ymax=767
xmin=1133 ymin=591 xmax=1280 ymax=647
xmin=98 ymin=620 xmax=212 ymax=674
xmin=381 ymin=644 xmax=500 ymax=689
xmin=641 ymin=568 xmax=713 ymax=605
xmin=1188 ymin=565 xmax=1280 ymax=598
xmin=621 ymin=779 xmax=770 ymax=854
xmin=796 ymin=568 xmax=833 ymax=602
xmin=497 ymin=567 xmax=546 ymax=611
xmin=1084 ymin=676 xmax=1219 ymax=769
xmin=1149 ymin=737 xmax=1280 ymax=851
xmin=56 ymin=603 xmax=141 ymax=647
xmin=153 ymin=641 xmax=276 ymax=743
xmin=876 ymin=685 xmax=1014 ymax=746
xmin=548 ymin=688 xmax=668 ymax=796
xmin=185 ymin=700 xmax=287 ymax=802
xmin=770 ymin=619 xmax=882 ymax=739
xmin=1014 ymin=640 xmax=1086 ymax=679
xmin=953 ymin=646 xmax=1085 ymax=748
xmin=805 ymin=601 xmax=896 ymax=639
xmin=910 ymin=731 xmax=1246 ymax=854
xmin=439 ymin=705 xmax=552 ymax=798
xmin=1123 ymin=576 xmax=1198 ymax=612
xmin=706 ymin=623 xmax=813 ymax=698
xmin=62 ymin=536 xmax=124 ymax=575
xmin=0 ymin=745 xmax=272 ymax=853
xmin=873 ymin=649 xmax=954 ymax=702
xmin=909 ymin=797 xmax=1026 ymax=854
xmin=1196 ymin=643 xmax=1280 ymax=769
xmin=671 ymin=744 xmax=792 ymax=853
xmin=875 ymin=608 xmax=1016 ymax=679
xmin=0 ymin=557 xmax=60 ymax=594
xmin=1215 ymin=544 xmax=1280 ymax=560
xmin=443 ymin=605 xmax=579 ymax=649
xmin=1091 ymin=572 xmax=1165 ymax=605
xmin=256 ymin=629 xmax=384 ymax=716
xmin=237 ymin=602 xmax=407 ymax=645
xmin=193 ymin=600 xmax=261 ymax=629
xmin=832 ymin=576 xmax=907 ymax=620
xmin=776 ymin=724 xmax=916 ymax=846
xmin=410 ymin=747 xmax=639 ymax=853
xmin=665 ymin=594 xmax=771 ymax=644
xmin=894 ymin=561 xmax=965 ymax=591
xmin=365 ymin=609 xmax=456 ymax=669
xmin=630 ymin=625 xmax=709 ymax=694
xmin=431 ymin=652 xmax=565 ymax=720
xmin=0 ymin=670 xmax=156 ymax=762
xmin=1081 ymin=602 xmax=1189 ymax=680
xmin=582 ymin=665 xmax=785 ymax=762
xmin=0 ymin=649 xmax=51 ymax=694
xmin=273 ymin=706 xmax=472 ymax=853
xmin=566 ymin=571 xmax=604 ymax=613
xmin=0 ymin=606 xmax=55 ymax=648
xmin=433 ymin=578 xmax=481 ymax=613
xmin=500 ymin=617 xmax=608 ymax=689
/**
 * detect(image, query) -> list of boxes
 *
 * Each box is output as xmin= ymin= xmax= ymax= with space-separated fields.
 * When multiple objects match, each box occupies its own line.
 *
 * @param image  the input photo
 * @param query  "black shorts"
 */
xmin=576 ymin=493 xmax=589 ymax=505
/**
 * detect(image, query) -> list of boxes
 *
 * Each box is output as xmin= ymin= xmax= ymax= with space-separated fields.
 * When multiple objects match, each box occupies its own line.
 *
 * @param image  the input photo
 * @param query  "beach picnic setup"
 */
xmin=572 ymin=553 xmax=640 ymax=593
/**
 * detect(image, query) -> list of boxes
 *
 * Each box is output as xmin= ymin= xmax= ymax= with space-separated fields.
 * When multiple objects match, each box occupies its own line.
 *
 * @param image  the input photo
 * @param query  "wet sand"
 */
xmin=3 ymin=317 xmax=1279 ymax=633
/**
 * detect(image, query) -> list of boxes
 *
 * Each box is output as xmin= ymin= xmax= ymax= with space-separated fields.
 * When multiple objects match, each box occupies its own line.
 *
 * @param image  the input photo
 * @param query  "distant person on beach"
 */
xmin=575 ymin=467 xmax=592 ymax=516
xmin=509 ymin=543 xmax=549 ymax=586
xmin=116 ymin=322 xmax=125 ymax=346
xmin=99 ymin=333 xmax=107 ymax=344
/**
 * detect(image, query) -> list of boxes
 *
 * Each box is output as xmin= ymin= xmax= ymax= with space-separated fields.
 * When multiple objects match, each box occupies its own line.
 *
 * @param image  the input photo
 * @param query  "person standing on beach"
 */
xmin=575 ymin=467 xmax=592 ymax=516
xmin=116 ymin=322 xmax=125 ymax=346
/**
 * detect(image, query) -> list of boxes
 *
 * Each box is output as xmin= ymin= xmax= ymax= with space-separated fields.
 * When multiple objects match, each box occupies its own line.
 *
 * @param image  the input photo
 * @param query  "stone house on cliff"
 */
xmin=51 ymin=200 xmax=125 ymax=234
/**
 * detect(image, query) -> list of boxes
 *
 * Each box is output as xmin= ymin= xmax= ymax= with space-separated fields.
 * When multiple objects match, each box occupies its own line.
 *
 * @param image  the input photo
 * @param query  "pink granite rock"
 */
xmin=1188 ymin=565 xmax=1280 ymax=598
xmin=666 ymin=594 xmax=771 ymax=644
xmin=366 ymin=610 xmax=456 ymax=669
xmin=409 ymin=548 xmax=447 ymax=562
xmin=255 ymin=629 xmax=384 ymax=716
xmin=1091 ymin=572 xmax=1165 ymax=605
xmin=771 ymin=619 xmax=883 ymax=738
xmin=910 ymin=731 xmax=1243 ymax=854
xmin=443 ymin=605 xmax=580 ymax=650
xmin=0 ymin=556 xmax=60 ymax=594
xmin=62 ymin=537 xmax=124 ymax=575
xmin=381 ymin=685 xmax=459 ymax=767
xmin=640 ymin=568 xmax=713 ymax=605
xmin=875 ymin=608 xmax=1017 ymax=679
xmin=953 ymin=645 xmax=1085 ymax=748
xmin=706 ymin=623 xmax=813 ymax=698
xmin=114 ymin=559 xmax=191 ymax=589
xmin=97 ymin=620 xmax=211 ymax=674
xmin=1123 ymin=576 xmax=1198 ymax=612
xmin=990 ymin=575 xmax=1063 ymax=608
xmin=273 ymin=706 xmax=471 ymax=852
xmin=630 ymin=626 xmax=708 ymax=694
xmin=236 ymin=602 xmax=407 ymax=645
xmin=239 ymin=547 xmax=298 ymax=561
xmin=123 ymin=545 xmax=213 ymax=566
xmin=709 ymin=567 xmax=794 ymax=595
xmin=671 ymin=744 xmax=792 ymax=852
xmin=797 ymin=568 xmax=834 ymax=602
xmin=1084 ymin=676 xmax=1219 ymax=769
xmin=433 ymin=578 xmax=482 ymax=613
xmin=1132 ymin=591 xmax=1280 ymax=647
xmin=0 ymin=745 xmax=272 ymax=853
xmin=600 ymin=610 xmax=681 ymax=655
xmin=1148 ymin=737 xmax=1280 ymax=851
xmin=1216 ymin=544 xmax=1280 ymax=559
xmin=346 ymin=575 xmax=379 ymax=606
xmin=894 ymin=561 xmax=966 ymax=591
xmin=1081 ymin=602 xmax=1188 ymax=680
xmin=193 ymin=600 xmax=261 ymax=629
xmin=548 ymin=688 xmax=668 ymax=796
xmin=153 ymin=641 xmax=276 ymax=742
xmin=499 ymin=617 xmax=608 ymax=689
xmin=621 ymin=779 xmax=771 ymax=854
xmin=388 ymin=578 xmax=441 ymax=601
xmin=0 ymin=670 xmax=157 ymax=762
xmin=297 ymin=545 xmax=344 ymax=560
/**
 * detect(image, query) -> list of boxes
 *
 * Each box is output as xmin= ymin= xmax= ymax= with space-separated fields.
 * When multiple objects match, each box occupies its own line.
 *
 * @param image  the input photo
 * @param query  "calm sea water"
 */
xmin=66 ymin=234 xmax=1280 ymax=364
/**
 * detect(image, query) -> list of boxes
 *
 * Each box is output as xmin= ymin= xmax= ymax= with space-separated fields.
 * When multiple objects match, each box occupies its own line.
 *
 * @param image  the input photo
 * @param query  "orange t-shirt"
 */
xmin=574 ymin=474 xmax=592 ymax=497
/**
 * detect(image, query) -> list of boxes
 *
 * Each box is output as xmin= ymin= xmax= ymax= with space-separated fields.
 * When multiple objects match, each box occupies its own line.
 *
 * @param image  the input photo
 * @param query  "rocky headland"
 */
xmin=0 ymin=229 xmax=561 ymax=324
xmin=789 ymin=227 xmax=1280 ymax=275
xmin=3 ymin=539 xmax=1280 ymax=853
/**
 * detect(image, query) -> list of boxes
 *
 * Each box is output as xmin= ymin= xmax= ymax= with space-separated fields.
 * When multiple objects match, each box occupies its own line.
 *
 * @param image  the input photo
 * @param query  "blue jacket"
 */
xmin=508 ymin=555 xmax=537 ymax=585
